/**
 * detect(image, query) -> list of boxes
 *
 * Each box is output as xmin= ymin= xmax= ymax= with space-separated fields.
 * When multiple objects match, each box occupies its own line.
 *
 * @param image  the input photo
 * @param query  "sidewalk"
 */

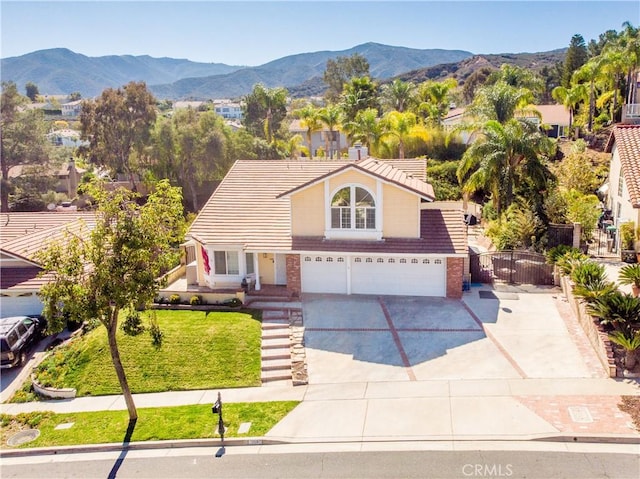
xmin=2 ymin=378 xmax=639 ymax=444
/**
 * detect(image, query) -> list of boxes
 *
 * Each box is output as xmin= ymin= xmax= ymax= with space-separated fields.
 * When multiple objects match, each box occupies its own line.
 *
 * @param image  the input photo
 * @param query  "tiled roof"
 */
xmin=0 ymin=267 xmax=47 ymax=290
xmin=291 ymin=210 xmax=466 ymax=255
xmin=605 ymin=125 xmax=640 ymax=207
xmin=1 ymin=214 xmax=95 ymax=262
xmin=0 ymin=212 xmax=94 ymax=242
xmin=278 ymin=158 xmax=434 ymax=200
xmin=188 ymin=159 xmax=437 ymax=251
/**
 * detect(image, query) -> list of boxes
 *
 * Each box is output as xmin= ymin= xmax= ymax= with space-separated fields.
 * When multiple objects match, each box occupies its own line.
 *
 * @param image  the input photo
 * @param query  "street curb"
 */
xmin=2 ymin=433 xmax=639 ymax=458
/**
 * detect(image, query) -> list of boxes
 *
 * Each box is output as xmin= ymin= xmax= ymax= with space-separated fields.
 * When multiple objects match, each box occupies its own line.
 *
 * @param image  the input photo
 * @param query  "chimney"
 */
xmin=348 ymin=142 xmax=368 ymax=161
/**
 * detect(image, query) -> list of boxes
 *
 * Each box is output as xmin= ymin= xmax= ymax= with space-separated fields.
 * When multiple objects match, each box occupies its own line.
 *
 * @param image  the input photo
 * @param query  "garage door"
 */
xmin=351 ymin=256 xmax=445 ymax=296
xmin=301 ymin=255 xmax=348 ymax=294
xmin=0 ymin=294 xmax=44 ymax=318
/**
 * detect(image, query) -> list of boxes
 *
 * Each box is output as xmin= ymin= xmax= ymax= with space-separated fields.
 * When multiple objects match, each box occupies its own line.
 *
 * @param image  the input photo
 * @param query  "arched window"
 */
xmin=330 ymin=186 xmax=376 ymax=230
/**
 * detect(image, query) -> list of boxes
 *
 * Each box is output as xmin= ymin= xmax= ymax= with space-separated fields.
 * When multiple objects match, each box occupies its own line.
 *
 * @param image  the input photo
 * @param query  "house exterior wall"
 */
xmin=291 ymin=183 xmax=325 ymax=236
xmin=607 ymin=145 xmax=640 ymax=231
xmin=446 ymin=257 xmax=464 ymax=299
xmin=328 ymin=170 xmax=377 ymax=193
xmin=382 ymin=184 xmax=420 ymax=238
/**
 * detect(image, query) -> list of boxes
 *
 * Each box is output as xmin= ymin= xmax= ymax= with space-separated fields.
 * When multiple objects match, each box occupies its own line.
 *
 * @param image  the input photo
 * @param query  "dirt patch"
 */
xmin=619 ymin=396 xmax=640 ymax=432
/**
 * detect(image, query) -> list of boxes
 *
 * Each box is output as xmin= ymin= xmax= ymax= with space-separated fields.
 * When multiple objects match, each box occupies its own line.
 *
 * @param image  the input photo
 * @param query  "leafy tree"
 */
xmin=80 ymin=82 xmax=157 ymax=188
xmin=340 ymin=76 xmax=380 ymax=124
xmin=487 ymin=64 xmax=544 ymax=96
xmin=318 ymin=104 xmax=342 ymax=158
xmin=461 ymin=67 xmax=494 ymax=104
xmin=68 ymin=92 xmax=82 ymax=101
xmin=0 ymin=82 xmax=51 ymax=212
xmin=457 ymin=118 xmax=553 ymax=216
xmin=539 ymin=62 xmax=564 ymax=104
xmin=380 ymin=79 xmax=416 ymax=113
xmin=562 ymin=34 xmax=588 ymax=88
xmin=242 ymin=83 xmax=288 ymax=143
xmin=150 ymin=108 xmax=228 ymax=211
xmin=25 ymin=82 xmax=39 ymax=102
xmin=36 ymin=179 xmax=186 ymax=423
xmin=323 ymin=53 xmax=370 ymax=102
xmin=588 ymin=29 xmax=621 ymax=57
xmin=426 ymin=160 xmax=462 ymax=200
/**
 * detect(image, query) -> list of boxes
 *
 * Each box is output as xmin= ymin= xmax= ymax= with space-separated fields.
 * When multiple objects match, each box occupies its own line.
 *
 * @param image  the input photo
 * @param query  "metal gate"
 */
xmin=470 ymin=250 xmax=554 ymax=285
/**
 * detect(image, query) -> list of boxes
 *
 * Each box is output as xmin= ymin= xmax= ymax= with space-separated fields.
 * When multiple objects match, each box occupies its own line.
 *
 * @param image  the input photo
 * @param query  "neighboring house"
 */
xmin=289 ymin=119 xmax=350 ymax=157
xmin=212 ymin=100 xmax=243 ymax=120
xmin=0 ymin=212 xmax=95 ymax=317
xmin=8 ymin=160 xmax=85 ymax=199
xmin=47 ymin=129 xmax=88 ymax=148
xmin=61 ymin=100 xmax=83 ymax=117
xmin=442 ymin=104 xmax=571 ymax=142
xmin=186 ymin=157 xmax=467 ymax=299
xmin=604 ymin=125 xmax=640 ymax=244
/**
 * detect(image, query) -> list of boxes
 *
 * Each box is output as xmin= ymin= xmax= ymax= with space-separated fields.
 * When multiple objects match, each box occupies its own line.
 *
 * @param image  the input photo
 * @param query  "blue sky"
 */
xmin=2 ymin=1 xmax=639 ymax=65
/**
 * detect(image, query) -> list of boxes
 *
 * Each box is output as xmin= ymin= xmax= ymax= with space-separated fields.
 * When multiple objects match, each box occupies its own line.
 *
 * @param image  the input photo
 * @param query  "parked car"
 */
xmin=0 ymin=316 xmax=47 ymax=368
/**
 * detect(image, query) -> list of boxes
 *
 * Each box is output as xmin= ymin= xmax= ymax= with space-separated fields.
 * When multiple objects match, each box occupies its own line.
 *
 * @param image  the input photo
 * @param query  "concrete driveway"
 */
xmin=301 ymin=288 xmax=604 ymax=384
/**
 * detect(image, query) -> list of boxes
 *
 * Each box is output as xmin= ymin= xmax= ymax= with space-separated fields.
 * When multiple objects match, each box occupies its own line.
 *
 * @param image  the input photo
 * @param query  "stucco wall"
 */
xmin=382 ymin=184 xmax=420 ymax=238
xmin=291 ymin=182 xmax=325 ymax=236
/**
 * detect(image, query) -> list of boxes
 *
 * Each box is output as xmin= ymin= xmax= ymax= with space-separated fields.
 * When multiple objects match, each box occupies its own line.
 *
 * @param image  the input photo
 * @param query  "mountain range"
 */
xmin=1 ymin=43 xmax=565 ymax=100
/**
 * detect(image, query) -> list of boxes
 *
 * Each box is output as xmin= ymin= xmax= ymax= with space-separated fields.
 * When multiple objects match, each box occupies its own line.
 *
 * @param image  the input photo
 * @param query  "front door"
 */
xmin=275 ymin=254 xmax=287 ymax=285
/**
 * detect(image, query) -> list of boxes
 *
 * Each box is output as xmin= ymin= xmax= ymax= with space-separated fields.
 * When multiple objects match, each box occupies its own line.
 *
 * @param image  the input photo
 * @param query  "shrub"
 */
xmin=148 ymin=312 xmax=163 ymax=349
xmin=620 ymin=222 xmax=636 ymax=251
xmin=189 ymin=295 xmax=202 ymax=306
xmin=223 ymin=298 xmax=242 ymax=307
xmin=545 ymin=245 xmax=581 ymax=265
xmin=121 ymin=310 xmax=145 ymax=336
xmin=570 ymin=261 xmax=606 ymax=287
xmin=168 ymin=294 xmax=181 ymax=305
xmin=618 ymin=264 xmax=640 ymax=288
xmin=587 ymin=291 xmax=640 ymax=331
xmin=555 ymin=249 xmax=589 ymax=276
xmin=573 ymin=279 xmax=617 ymax=304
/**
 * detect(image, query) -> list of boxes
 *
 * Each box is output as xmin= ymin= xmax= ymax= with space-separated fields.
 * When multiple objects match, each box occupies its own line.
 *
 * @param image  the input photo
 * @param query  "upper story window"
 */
xmin=618 ymin=173 xmax=624 ymax=196
xmin=330 ymin=186 xmax=376 ymax=230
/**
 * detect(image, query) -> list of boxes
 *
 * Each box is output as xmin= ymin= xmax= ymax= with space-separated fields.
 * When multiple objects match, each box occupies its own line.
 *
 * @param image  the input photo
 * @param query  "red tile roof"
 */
xmin=188 ymin=159 xmax=442 ymax=251
xmin=606 ymin=125 xmax=640 ymax=207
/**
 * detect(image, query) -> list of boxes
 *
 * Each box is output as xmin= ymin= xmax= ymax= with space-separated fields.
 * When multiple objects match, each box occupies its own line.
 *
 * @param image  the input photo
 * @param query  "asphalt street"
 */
xmin=2 ymin=444 xmax=639 ymax=479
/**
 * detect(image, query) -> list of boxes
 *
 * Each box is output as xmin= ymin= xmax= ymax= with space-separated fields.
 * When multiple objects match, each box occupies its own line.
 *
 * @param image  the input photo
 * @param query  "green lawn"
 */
xmin=33 ymin=309 xmax=262 ymax=396
xmin=0 ymin=401 xmax=299 ymax=448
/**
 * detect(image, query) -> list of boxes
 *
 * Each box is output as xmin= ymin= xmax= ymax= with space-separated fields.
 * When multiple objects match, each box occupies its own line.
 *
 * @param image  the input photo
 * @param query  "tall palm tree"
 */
xmin=294 ymin=104 xmax=322 ymax=158
xmin=342 ymin=107 xmax=383 ymax=155
xmin=552 ymin=83 xmax=587 ymax=136
xmin=572 ymin=59 xmax=602 ymax=132
xmin=598 ymin=45 xmax=629 ymax=122
xmin=381 ymin=111 xmax=429 ymax=159
xmin=415 ymin=78 xmax=457 ymax=126
xmin=466 ymin=81 xmax=537 ymax=124
xmin=456 ymin=118 xmax=553 ymax=216
xmin=380 ymin=79 xmax=416 ymax=113
xmin=620 ymin=21 xmax=640 ymax=106
xmin=318 ymin=104 xmax=342 ymax=159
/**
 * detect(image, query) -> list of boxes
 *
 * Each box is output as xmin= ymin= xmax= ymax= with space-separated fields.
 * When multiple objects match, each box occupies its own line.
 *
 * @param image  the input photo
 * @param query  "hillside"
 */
xmin=2 ymin=43 xmax=473 ymax=99
xmin=0 ymin=48 xmax=243 ymax=97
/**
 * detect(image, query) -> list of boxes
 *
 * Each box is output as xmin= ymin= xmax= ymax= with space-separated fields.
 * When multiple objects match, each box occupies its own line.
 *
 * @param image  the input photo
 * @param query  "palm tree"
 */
xmin=456 ymin=118 xmax=553 ymax=216
xmin=572 ymin=59 xmax=602 ymax=132
xmin=552 ymin=84 xmax=587 ymax=136
xmin=598 ymin=45 xmax=629 ymax=122
xmin=381 ymin=111 xmax=429 ymax=159
xmin=318 ymin=104 xmax=342 ymax=159
xmin=466 ymin=81 xmax=537 ymax=124
xmin=294 ymin=104 xmax=322 ymax=158
xmin=619 ymin=21 xmax=640 ymax=106
xmin=342 ymin=107 xmax=383 ymax=155
xmin=380 ymin=79 xmax=416 ymax=113
xmin=340 ymin=76 xmax=380 ymax=124
xmin=415 ymin=78 xmax=457 ymax=126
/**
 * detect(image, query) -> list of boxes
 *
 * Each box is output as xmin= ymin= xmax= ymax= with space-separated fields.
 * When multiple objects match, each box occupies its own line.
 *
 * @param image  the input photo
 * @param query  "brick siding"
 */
xmin=286 ymin=254 xmax=301 ymax=297
xmin=446 ymin=257 xmax=464 ymax=299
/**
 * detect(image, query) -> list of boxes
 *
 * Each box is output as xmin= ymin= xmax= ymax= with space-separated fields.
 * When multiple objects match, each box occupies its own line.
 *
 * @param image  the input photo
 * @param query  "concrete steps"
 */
xmin=260 ymin=309 xmax=292 ymax=385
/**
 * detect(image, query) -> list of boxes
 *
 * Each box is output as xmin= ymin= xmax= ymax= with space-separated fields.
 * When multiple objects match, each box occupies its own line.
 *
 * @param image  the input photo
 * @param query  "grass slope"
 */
xmin=35 ymin=310 xmax=262 ymax=396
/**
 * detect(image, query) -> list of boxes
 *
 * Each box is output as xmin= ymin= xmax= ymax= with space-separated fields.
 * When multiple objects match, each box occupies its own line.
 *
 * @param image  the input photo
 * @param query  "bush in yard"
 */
xmin=189 ymin=295 xmax=202 ymax=306
xmin=545 ymin=245 xmax=582 ymax=265
xmin=570 ymin=261 xmax=606 ymax=287
xmin=555 ymin=249 xmax=589 ymax=276
xmin=573 ymin=279 xmax=617 ymax=304
xmin=169 ymin=294 xmax=181 ymax=305
xmin=587 ymin=291 xmax=640 ymax=332
xmin=608 ymin=330 xmax=640 ymax=370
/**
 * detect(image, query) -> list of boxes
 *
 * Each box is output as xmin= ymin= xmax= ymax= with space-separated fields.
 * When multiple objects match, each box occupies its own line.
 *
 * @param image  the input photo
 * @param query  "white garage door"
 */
xmin=301 ymin=255 xmax=348 ymax=294
xmin=0 ymin=294 xmax=44 ymax=318
xmin=351 ymin=256 xmax=446 ymax=297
